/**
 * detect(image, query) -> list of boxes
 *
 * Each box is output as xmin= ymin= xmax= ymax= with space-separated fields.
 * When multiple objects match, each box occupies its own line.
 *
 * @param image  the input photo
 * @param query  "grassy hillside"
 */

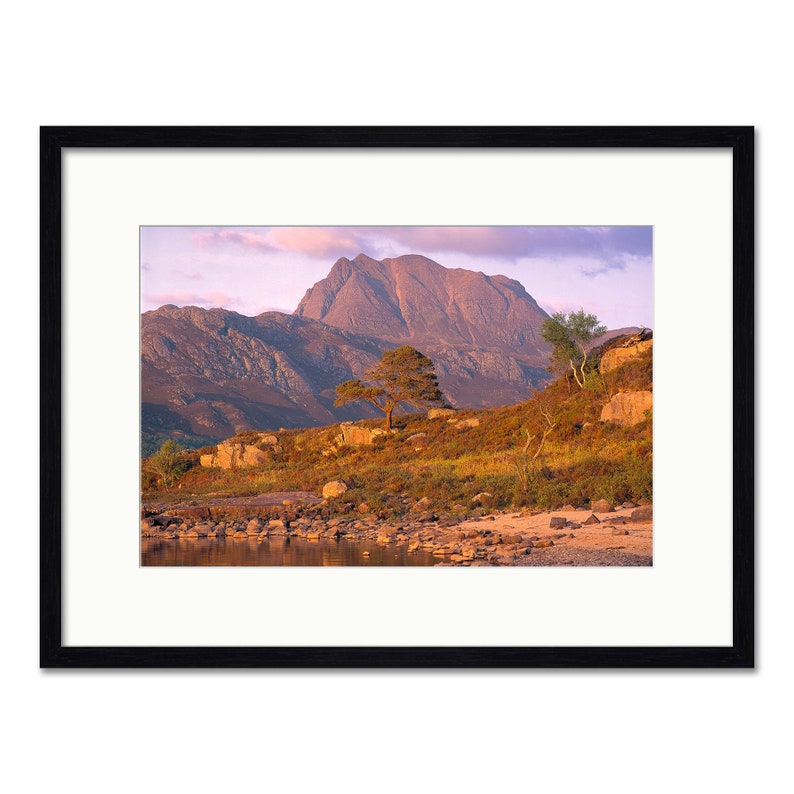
xmin=142 ymin=348 xmax=652 ymax=515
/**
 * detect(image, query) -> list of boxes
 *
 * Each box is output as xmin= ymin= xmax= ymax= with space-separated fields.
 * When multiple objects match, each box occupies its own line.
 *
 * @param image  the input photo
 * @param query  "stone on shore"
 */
xmin=630 ymin=504 xmax=653 ymax=521
xmin=322 ymin=480 xmax=348 ymax=499
xmin=471 ymin=492 xmax=493 ymax=507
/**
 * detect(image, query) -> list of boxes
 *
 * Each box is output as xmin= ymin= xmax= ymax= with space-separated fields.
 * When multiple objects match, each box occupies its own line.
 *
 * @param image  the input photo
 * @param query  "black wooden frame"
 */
xmin=40 ymin=126 xmax=754 ymax=668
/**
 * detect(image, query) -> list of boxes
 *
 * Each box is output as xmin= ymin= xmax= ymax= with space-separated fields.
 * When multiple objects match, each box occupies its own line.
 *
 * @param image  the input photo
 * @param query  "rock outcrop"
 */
xmin=600 ymin=391 xmax=653 ymax=426
xmin=335 ymin=422 xmax=387 ymax=446
xmin=599 ymin=338 xmax=653 ymax=374
xmin=200 ymin=438 xmax=275 ymax=469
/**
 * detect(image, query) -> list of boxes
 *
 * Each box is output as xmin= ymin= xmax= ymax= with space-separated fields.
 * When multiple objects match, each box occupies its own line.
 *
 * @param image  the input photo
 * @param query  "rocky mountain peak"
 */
xmin=294 ymin=253 xmax=550 ymax=354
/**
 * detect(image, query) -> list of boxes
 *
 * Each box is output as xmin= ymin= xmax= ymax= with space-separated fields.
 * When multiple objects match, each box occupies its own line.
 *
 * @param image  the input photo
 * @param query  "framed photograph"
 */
xmin=41 ymin=126 xmax=753 ymax=668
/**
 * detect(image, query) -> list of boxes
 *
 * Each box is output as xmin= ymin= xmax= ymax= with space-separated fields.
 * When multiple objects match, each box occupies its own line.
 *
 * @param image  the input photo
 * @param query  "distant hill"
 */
xmin=141 ymin=306 xmax=390 ymax=446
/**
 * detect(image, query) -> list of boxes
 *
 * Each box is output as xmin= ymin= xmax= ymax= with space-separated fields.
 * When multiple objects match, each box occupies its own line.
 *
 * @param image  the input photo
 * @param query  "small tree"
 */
xmin=512 ymin=405 xmax=557 ymax=501
xmin=334 ymin=346 xmax=446 ymax=430
xmin=540 ymin=309 xmax=606 ymax=389
xmin=147 ymin=439 xmax=187 ymax=489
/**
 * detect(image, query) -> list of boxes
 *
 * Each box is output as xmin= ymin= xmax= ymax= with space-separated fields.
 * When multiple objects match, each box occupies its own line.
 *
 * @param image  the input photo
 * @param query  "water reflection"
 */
xmin=141 ymin=536 xmax=440 ymax=567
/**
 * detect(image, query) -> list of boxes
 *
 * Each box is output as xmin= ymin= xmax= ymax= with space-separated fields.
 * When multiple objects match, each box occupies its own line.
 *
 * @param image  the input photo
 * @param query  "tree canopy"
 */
xmin=540 ymin=309 xmax=606 ymax=388
xmin=334 ymin=346 xmax=446 ymax=429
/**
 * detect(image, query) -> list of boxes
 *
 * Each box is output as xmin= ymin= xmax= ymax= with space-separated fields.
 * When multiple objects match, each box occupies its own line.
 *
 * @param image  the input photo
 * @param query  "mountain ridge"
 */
xmin=142 ymin=254 xmax=634 ymax=447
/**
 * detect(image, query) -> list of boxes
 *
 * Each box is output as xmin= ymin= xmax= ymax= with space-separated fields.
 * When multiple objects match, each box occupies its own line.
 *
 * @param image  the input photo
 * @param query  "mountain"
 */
xmin=295 ymin=253 xmax=552 ymax=405
xmin=296 ymin=253 xmax=550 ymax=354
xmin=142 ymin=254 xmax=626 ymax=447
xmin=141 ymin=305 xmax=390 ymax=445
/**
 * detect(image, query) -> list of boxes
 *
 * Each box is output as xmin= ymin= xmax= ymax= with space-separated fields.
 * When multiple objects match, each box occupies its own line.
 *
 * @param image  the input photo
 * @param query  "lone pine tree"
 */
xmin=335 ymin=346 xmax=446 ymax=430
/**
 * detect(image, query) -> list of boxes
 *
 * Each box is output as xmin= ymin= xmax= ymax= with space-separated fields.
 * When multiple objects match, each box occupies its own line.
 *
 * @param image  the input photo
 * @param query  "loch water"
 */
xmin=141 ymin=535 xmax=440 ymax=566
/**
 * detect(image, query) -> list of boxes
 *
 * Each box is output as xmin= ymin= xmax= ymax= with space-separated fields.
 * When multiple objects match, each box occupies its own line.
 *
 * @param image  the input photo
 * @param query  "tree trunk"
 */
xmin=569 ymin=358 xmax=584 ymax=388
xmin=578 ymin=342 xmax=588 ymax=388
xmin=385 ymin=404 xmax=394 ymax=430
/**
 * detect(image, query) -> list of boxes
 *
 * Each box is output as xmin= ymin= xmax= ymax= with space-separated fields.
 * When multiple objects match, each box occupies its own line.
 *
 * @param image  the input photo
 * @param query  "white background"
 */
xmin=1 ymin=2 xmax=788 ymax=793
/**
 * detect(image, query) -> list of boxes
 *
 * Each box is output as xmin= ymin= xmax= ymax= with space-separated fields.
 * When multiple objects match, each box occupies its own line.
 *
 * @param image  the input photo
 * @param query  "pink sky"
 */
xmin=140 ymin=226 xmax=653 ymax=329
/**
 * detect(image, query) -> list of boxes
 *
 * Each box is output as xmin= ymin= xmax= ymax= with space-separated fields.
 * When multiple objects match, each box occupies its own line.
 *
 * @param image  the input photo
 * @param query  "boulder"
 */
xmin=186 ymin=523 xmax=212 ymax=537
xmin=337 ymin=422 xmax=387 ymax=446
xmin=599 ymin=338 xmax=653 ymax=374
xmin=630 ymin=504 xmax=653 ymax=522
xmin=410 ymin=496 xmax=433 ymax=512
xmin=549 ymin=516 xmax=567 ymax=529
xmin=471 ymin=492 xmax=494 ymax=507
xmin=592 ymin=499 xmax=614 ymax=513
xmin=582 ymin=513 xmax=601 ymax=525
xmin=416 ymin=511 xmax=437 ymax=523
xmin=200 ymin=440 xmax=269 ymax=469
xmin=450 ymin=417 xmax=480 ymax=429
xmin=322 ymin=480 xmax=348 ymax=499
xmin=600 ymin=391 xmax=653 ymax=426
xmin=427 ymin=408 xmax=456 ymax=419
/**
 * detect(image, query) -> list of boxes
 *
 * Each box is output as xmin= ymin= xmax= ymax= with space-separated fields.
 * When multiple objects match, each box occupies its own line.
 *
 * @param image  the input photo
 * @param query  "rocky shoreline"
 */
xmin=141 ymin=493 xmax=652 ymax=567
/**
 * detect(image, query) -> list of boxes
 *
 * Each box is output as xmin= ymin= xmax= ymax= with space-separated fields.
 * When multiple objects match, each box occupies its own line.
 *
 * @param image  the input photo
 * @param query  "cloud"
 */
xmin=265 ymin=227 xmax=363 ymax=258
xmin=539 ymin=297 xmax=587 ymax=317
xmin=168 ymin=269 xmax=203 ymax=281
xmin=582 ymin=261 xmax=627 ymax=278
xmin=364 ymin=227 xmax=528 ymax=258
xmin=363 ymin=226 xmax=653 ymax=262
xmin=193 ymin=229 xmax=276 ymax=253
xmin=185 ymin=225 xmax=653 ymax=265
